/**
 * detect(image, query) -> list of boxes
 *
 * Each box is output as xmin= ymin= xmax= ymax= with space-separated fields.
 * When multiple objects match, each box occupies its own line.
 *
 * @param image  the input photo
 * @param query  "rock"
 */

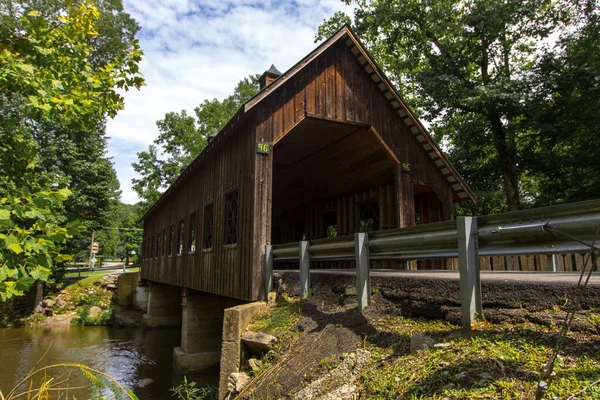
xmin=228 ymin=372 xmax=250 ymax=393
xmin=88 ymin=306 xmax=102 ymax=319
xmin=56 ymin=299 xmax=67 ymax=309
xmin=137 ymin=378 xmax=153 ymax=388
xmin=248 ymin=358 xmax=262 ymax=372
xmin=267 ymin=291 xmax=277 ymax=306
xmin=242 ymin=331 xmax=277 ymax=356
xmin=106 ymin=284 xmax=117 ymax=291
xmin=434 ymin=342 xmax=451 ymax=348
xmin=42 ymin=299 xmax=55 ymax=308
xmin=410 ymin=333 xmax=436 ymax=354
xmin=43 ymin=308 xmax=54 ymax=316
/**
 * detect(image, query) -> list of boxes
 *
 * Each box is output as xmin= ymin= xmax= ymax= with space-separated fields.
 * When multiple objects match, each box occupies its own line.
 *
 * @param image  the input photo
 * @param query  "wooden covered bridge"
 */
xmin=138 ymin=25 xmax=475 ymax=377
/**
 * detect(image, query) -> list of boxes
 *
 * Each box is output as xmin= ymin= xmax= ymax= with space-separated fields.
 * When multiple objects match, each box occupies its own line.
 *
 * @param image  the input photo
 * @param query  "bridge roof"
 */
xmin=142 ymin=25 xmax=475 ymax=221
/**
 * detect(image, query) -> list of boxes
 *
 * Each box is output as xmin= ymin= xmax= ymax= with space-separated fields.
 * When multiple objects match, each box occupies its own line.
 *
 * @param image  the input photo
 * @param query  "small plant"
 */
xmin=170 ymin=377 xmax=217 ymax=400
xmin=0 ymin=362 xmax=137 ymax=400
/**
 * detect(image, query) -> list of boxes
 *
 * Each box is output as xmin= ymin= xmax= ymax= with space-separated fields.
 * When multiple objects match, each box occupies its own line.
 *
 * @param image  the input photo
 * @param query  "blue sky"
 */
xmin=106 ymin=0 xmax=353 ymax=204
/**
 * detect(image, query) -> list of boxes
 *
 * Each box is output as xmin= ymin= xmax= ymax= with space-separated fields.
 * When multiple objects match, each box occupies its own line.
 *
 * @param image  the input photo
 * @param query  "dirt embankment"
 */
xmin=239 ymin=271 xmax=600 ymax=399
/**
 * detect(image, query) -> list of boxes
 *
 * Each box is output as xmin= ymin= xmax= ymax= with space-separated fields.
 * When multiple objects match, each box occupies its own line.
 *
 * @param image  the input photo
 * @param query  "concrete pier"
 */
xmin=173 ymin=292 xmax=243 ymax=374
xmin=141 ymin=282 xmax=182 ymax=328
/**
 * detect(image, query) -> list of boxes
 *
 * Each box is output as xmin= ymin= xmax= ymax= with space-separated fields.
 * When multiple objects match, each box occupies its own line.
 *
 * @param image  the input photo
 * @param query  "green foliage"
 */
xmin=72 ymin=304 xmax=112 ymax=326
xmin=132 ymin=76 xmax=260 ymax=210
xmin=318 ymin=0 xmax=600 ymax=212
xmin=0 ymin=0 xmax=144 ymax=299
xmin=171 ymin=377 xmax=218 ymax=400
xmin=0 ymin=188 xmax=82 ymax=301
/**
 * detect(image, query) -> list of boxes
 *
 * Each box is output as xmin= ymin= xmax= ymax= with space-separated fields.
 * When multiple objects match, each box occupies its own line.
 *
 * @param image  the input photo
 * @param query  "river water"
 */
xmin=0 ymin=325 xmax=218 ymax=399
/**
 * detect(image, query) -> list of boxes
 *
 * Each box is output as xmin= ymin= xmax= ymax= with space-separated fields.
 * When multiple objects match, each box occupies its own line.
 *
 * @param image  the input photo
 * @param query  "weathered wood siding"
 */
xmin=141 ymin=119 xmax=257 ymax=301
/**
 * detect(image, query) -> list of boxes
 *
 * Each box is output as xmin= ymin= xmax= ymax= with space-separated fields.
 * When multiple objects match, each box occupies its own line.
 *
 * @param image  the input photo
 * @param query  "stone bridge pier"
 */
xmin=142 ymin=282 xmax=245 ymax=374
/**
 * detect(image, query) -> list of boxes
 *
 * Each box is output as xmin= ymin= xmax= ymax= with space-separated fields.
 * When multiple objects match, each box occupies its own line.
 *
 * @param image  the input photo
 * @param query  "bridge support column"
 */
xmin=142 ymin=282 xmax=182 ymax=328
xmin=173 ymin=293 xmax=242 ymax=374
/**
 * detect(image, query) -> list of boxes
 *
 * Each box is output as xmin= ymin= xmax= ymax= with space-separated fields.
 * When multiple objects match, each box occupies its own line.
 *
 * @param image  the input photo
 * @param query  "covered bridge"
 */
xmin=140 ymin=25 xmax=475 ymax=303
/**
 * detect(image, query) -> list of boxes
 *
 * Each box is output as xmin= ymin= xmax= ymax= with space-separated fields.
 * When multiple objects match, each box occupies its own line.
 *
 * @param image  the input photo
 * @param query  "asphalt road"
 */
xmin=285 ymin=269 xmax=600 ymax=286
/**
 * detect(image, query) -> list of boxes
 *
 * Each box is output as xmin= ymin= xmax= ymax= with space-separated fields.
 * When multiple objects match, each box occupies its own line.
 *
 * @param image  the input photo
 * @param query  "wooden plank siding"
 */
xmin=141 ymin=118 xmax=257 ymax=301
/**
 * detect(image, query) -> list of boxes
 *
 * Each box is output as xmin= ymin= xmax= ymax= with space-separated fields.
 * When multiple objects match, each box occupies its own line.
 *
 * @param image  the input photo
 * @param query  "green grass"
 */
xmin=249 ymin=294 xmax=304 ymax=335
xmin=248 ymin=297 xmax=600 ymax=399
xmin=64 ymin=266 xmax=139 ymax=278
xmin=359 ymin=317 xmax=600 ymax=399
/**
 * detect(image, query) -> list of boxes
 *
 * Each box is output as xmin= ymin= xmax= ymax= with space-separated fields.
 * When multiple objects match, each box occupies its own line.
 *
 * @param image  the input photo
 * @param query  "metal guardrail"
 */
xmin=265 ymin=199 xmax=600 ymax=331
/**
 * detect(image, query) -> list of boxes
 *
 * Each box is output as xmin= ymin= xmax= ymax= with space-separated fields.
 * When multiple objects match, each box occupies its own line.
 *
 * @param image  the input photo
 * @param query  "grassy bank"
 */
xmin=241 ymin=293 xmax=600 ymax=399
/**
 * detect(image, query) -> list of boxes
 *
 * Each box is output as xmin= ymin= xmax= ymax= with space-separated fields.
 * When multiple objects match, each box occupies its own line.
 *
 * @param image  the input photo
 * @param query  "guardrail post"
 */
xmin=457 ymin=216 xmax=482 ymax=331
xmin=265 ymin=244 xmax=273 ymax=297
xmin=547 ymin=254 xmax=558 ymax=272
xmin=355 ymin=233 xmax=371 ymax=312
xmin=299 ymin=241 xmax=310 ymax=299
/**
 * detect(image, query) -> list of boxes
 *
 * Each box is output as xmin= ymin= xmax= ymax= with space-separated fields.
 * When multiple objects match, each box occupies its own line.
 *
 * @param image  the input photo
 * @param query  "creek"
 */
xmin=0 ymin=325 xmax=218 ymax=399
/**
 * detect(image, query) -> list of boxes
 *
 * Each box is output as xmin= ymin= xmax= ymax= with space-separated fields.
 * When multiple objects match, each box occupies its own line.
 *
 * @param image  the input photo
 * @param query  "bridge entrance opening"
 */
xmin=271 ymin=116 xmax=399 ymax=246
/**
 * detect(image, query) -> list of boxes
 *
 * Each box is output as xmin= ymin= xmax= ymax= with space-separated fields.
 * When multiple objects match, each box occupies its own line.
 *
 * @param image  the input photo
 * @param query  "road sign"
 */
xmin=91 ymin=242 xmax=99 ymax=254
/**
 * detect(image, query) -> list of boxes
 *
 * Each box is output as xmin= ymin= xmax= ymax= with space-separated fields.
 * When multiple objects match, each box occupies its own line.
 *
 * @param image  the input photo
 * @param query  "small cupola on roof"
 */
xmin=258 ymin=64 xmax=282 ymax=90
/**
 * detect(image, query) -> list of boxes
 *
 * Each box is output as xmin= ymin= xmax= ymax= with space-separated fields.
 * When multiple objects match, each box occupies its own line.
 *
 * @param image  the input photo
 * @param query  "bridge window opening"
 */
xmin=323 ymin=211 xmax=338 ymax=238
xmin=359 ymin=202 xmax=379 ymax=232
xmin=162 ymin=228 xmax=166 ymax=256
xmin=177 ymin=220 xmax=184 ymax=255
xmin=224 ymin=190 xmax=238 ymax=245
xmin=203 ymin=202 xmax=214 ymax=249
xmin=189 ymin=212 xmax=197 ymax=252
xmin=156 ymin=233 xmax=160 ymax=258
xmin=169 ymin=224 xmax=174 ymax=256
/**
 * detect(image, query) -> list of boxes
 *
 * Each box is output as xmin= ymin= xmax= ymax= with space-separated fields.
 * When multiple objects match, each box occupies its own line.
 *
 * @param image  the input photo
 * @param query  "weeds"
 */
xmin=170 ymin=377 xmax=217 ymax=400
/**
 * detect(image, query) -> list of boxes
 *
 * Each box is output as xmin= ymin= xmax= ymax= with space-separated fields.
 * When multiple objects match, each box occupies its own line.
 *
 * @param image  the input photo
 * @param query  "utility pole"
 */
xmin=89 ymin=231 xmax=95 ymax=269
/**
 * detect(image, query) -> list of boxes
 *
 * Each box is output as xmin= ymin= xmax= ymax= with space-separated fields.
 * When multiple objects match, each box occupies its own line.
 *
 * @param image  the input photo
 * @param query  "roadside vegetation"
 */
xmin=241 ymin=291 xmax=600 ymax=399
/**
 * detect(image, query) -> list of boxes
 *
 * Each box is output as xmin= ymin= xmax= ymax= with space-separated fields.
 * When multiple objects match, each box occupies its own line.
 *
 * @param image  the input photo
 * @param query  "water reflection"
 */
xmin=0 ymin=326 xmax=218 ymax=399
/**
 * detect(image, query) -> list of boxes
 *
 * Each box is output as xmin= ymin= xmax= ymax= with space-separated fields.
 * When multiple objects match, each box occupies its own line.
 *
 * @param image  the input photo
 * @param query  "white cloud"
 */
xmin=108 ymin=0 xmax=353 ymax=204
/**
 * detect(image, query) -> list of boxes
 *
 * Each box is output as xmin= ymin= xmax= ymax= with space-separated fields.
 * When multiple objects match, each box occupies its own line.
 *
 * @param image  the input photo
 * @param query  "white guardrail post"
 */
xmin=355 ymin=233 xmax=371 ymax=312
xmin=457 ymin=216 xmax=483 ymax=331
xmin=265 ymin=244 xmax=273 ymax=297
xmin=299 ymin=241 xmax=310 ymax=299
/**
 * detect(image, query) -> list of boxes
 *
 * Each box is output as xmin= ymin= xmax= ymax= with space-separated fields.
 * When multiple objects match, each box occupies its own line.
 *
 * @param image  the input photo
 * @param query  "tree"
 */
xmin=318 ymin=0 xmax=575 ymax=212
xmin=521 ymin=0 xmax=600 ymax=206
xmin=132 ymin=75 xmax=260 ymax=210
xmin=0 ymin=0 xmax=144 ymax=300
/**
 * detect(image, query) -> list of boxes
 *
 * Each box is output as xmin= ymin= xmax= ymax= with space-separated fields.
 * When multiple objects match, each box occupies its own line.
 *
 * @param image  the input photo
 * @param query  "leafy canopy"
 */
xmin=317 ymin=0 xmax=598 ymax=213
xmin=0 ymin=0 xmax=144 ymax=300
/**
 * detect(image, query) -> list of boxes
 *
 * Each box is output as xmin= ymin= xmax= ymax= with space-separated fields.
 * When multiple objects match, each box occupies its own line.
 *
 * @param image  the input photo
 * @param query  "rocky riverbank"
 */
xmin=1 ymin=274 xmax=142 ymax=328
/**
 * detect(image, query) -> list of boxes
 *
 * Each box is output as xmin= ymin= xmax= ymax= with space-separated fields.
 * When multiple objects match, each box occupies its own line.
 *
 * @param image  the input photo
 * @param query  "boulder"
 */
xmin=242 ymin=331 xmax=277 ymax=356
xmin=42 ymin=299 xmax=55 ymax=308
xmin=228 ymin=372 xmax=250 ymax=393
xmin=88 ymin=306 xmax=102 ymax=319
xmin=248 ymin=358 xmax=262 ymax=372
xmin=410 ymin=333 xmax=436 ymax=354
xmin=56 ymin=299 xmax=67 ymax=309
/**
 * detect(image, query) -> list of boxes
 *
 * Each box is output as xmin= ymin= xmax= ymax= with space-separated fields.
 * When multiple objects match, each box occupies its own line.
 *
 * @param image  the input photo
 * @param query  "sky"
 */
xmin=106 ymin=0 xmax=354 ymax=204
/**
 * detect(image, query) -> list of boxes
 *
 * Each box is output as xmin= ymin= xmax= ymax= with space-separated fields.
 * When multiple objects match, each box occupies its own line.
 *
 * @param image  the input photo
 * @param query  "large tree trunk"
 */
xmin=490 ymin=111 xmax=521 ymax=211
